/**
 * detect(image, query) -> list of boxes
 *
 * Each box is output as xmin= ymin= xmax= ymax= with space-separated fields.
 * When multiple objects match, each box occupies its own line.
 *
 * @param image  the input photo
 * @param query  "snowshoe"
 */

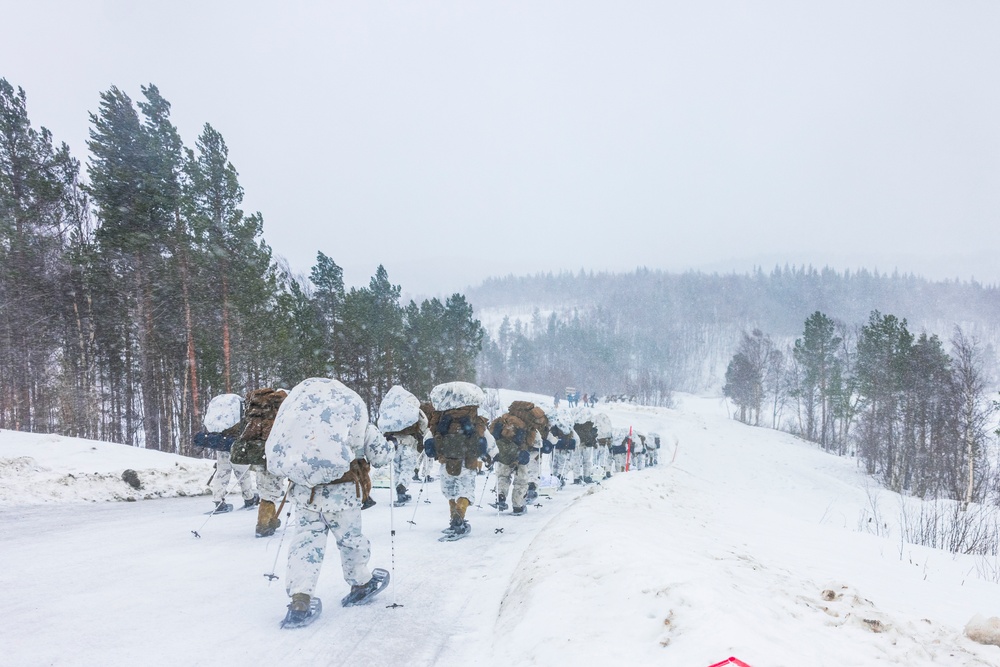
xmin=511 ymin=506 xmax=527 ymax=516
xmin=361 ymin=497 xmax=376 ymax=510
xmin=525 ymin=488 xmax=538 ymax=503
xmin=281 ymin=595 xmax=322 ymax=629
xmin=209 ymin=501 xmax=233 ymax=515
xmin=341 ymin=568 xmax=390 ymax=607
xmin=583 ymin=476 xmax=594 ymax=484
xmin=489 ymin=494 xmax=508 ymax=511
xmin=438 ymin=521 xmax=471 ymax=542
xmin=243 ymin=494 xmax=260 ymax=509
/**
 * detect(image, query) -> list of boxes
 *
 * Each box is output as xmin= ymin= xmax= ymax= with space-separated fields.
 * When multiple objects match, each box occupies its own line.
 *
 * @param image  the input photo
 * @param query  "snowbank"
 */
xmin=0 ymin=429 xmax=213 ymax=503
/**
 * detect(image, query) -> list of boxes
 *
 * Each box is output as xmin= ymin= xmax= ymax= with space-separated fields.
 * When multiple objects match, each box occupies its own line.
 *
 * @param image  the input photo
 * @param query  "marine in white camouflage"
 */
xmin=426 ymin=381 xmax=498 ymax=535
xmin=203 ymin=394 xmax=257 ymax=509
xmin=377 ymin=386 xmax=427 ymax=504
xmin=267 ymin=378 xmax=392 ymax=616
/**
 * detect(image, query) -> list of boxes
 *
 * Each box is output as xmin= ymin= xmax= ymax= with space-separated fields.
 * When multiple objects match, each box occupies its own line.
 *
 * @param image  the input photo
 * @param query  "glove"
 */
xmin=513 ymin=429 xmax=525 ymax=446
xmin=517 ymin=449 xmax=531 ymax=466
xmin=460 ymin=416 xmax=475 ymax=436
xmin=437 ymin=414 xmax=452 ymax=435
xmin=478 ymin=436 xmax=488 ymax=456
xmin=423 ymin=438 xmax=436 ymax=459
xmin=541 ymin=441 xmax=553 ymax=454
xmin=482 ymin=453 xmax=493 ymax=469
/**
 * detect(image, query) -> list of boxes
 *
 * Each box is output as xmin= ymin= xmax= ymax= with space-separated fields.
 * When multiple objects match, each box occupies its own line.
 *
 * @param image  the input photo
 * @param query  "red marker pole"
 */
xmin=625 ymin=425 xmax=632 ymax=471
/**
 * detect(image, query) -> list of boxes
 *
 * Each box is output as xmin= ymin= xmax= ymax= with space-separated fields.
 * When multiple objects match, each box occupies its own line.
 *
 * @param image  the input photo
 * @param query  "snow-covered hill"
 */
xmin=3 ymin=392 xmax=1000 ymax=666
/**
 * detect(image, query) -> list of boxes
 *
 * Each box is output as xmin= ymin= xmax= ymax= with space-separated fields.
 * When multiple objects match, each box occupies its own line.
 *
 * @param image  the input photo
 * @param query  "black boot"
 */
xmin=395 ymin=483 xmax=411 ymax=504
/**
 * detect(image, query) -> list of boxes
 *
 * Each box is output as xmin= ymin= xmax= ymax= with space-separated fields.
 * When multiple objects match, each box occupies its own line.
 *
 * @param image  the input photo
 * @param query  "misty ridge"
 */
xmin=470 ymin=265 xmax=1000 ymax=397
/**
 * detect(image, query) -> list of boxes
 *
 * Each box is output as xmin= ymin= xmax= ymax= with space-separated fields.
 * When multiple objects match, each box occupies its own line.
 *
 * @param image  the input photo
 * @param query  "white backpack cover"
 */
xmin=429 ymin=381 xmax=485 ymax=411
xmin=593 ymin=412 xmax=613 ymax=440
xmin=203 ymin=393 xmax=242 ymax=433
xmin=378 ymin=385 xmax=422 ymax=434
xmin=266 ymin=377 xmax=367 ymax=487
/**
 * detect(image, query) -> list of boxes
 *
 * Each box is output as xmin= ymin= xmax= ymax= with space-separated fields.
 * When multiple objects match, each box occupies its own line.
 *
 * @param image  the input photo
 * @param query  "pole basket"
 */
xmin=708 ymin=657 xmax=752 ymax=667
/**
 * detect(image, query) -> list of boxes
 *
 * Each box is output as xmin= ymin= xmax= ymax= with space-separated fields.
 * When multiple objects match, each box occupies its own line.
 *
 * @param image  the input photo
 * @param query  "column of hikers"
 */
xmin=192 ymin=379 xmax=666 ymax=628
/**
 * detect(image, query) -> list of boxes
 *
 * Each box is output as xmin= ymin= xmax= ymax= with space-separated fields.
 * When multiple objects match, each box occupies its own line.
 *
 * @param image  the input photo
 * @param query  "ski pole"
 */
xmin=475 ymin=466 xmax=494 ymax=509
xmin=407 ymin=476 xmax=428 ymax=527
xmin=494 ymin=466 xmax=503 ymax=535
xmin=387 ymin=440 xmax=402 ymax=609
xmin=263 ymin=482 xmax=295 ymax=583
xmin=191 ymin=463 xmax=254 ymax=538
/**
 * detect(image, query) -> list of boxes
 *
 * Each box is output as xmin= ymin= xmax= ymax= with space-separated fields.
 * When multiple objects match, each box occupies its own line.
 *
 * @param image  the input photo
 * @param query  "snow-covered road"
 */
xmin=4 ymin=390 xmax=1000 ymax=666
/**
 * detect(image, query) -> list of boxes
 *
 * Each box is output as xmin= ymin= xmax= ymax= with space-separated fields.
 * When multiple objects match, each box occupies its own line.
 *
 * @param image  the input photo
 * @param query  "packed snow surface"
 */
xmin=3 ymin=391 xmax=1000 ymax=666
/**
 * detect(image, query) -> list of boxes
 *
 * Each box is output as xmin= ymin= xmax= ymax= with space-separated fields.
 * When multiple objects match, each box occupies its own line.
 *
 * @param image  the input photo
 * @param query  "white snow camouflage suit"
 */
xmin=268 ymin=378 xmax=392 ymax=597
xmin=202 ymin=394 xmax=256 ymax=504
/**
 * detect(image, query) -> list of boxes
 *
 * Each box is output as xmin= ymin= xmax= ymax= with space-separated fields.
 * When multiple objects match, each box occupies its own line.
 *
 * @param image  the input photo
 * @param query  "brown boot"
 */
xmin=256 ymin=499 xmax=281 ymax=537
xmin=289 ymin=592 xmax=310 ymax=612
xmin=455 ymin=496 xmax=470 ymax=521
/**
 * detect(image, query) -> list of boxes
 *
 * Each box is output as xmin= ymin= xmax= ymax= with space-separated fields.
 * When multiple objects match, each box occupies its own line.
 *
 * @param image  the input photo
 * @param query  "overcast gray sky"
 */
xmin=4 ymin=1 xmax=999 ymax=296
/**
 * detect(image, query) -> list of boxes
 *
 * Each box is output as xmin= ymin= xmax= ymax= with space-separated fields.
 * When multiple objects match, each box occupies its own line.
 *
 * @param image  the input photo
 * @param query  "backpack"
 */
xmin=574 ymin=420 xmax=598 ymax=447
xmin=507 ymin=400 xmax=549 ymax=437
xmin=428 ymin=404 xmax=487 ymax=461
xmin=489 ymin=413 xmax=532 ymax=466
xmin=549 ymin=425 xmax=577 ymax=451
xmin=265 ymin=378 xmax=368 ymax=488
xmin=231 ymin=388 xmax=287 ymax=465
xmin=195 ymin=393 xmax=243 ymax=452
xmin=378 ymin=385 xmax=423 ymax=437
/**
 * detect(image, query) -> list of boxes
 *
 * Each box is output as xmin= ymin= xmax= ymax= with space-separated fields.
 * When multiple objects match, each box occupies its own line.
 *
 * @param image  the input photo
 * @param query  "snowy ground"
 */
xmin=3 ymin=391 xmax=1000 ymax=666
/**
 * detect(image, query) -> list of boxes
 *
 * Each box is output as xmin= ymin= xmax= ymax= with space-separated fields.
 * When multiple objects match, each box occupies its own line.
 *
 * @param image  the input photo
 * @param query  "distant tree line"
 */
xmin=0 ymin=79 xmax=482 ymax=453
xmin=724 ymin=311 xmax=998 ymax=507
xmin=469 ymin=267 xmax=1000 ymax=402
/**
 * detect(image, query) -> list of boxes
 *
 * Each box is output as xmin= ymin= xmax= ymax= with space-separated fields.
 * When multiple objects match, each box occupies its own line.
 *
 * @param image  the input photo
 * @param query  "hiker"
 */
xmin=424 ymin=381 xmax=498 ymax=539
xmin=548 ymin=411 xmax=579 ymax=488
xmin=266 ymin=377 xmax=393 ymax=628
xmin=593 ymin=412 xmax=614 ymax=479
xmin=648 ymin=432 xmax=661 ymax=466
xmin=231 ymin=387 xmax=288 ymax=537
xmin=573 ymin=412 xmax=599 ymax=484
xmin=633 ymin=432 xmax=647 ymax=470
xmin=611 ymin=429 xmax=631 ymax=472
xmin=196 ymin=393 xmax=257 ymax=513
xmin=377 ymin=386 xmax=428 ymax=506
xmin=489 ymin=400 xmax=550 ymax=515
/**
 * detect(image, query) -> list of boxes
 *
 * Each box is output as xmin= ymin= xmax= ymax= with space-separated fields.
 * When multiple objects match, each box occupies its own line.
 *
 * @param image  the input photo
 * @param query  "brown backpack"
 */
xmin=508 ymin=400 xmax=549 ymax=436
xmin=231 ymin=388 xmax=287 ymax=465
xmin=427 ymin=404 xmax=487 ymax=468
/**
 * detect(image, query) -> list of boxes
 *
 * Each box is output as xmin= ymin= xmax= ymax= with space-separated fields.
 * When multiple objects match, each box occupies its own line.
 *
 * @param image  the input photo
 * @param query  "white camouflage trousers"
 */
xmin=579 ymin=447 xmax=595 ymax=480
xmin=570 ymin=448 xmax=584 ymax=480
xmin=552 ymin=449 xmax=574 ymax=482
xmin=495 ymin=460 xmax=531 ymax=508
xmin=393 ymin=443 xmax=419 ymax=492
xmin=286 ymin=481 xmax=372 ymax=597
xmin=252 ymin=464 xmax=286 ymax=503
xmin=212 ymin=451 xmax=255 ymax=503
xmin=439 ymin=463 xmax=476 ymax=501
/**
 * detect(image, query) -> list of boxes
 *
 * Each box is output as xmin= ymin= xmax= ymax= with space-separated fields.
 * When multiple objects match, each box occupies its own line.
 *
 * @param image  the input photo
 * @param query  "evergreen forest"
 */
xmin=0 ymin=80 xmax=482 ymax=454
